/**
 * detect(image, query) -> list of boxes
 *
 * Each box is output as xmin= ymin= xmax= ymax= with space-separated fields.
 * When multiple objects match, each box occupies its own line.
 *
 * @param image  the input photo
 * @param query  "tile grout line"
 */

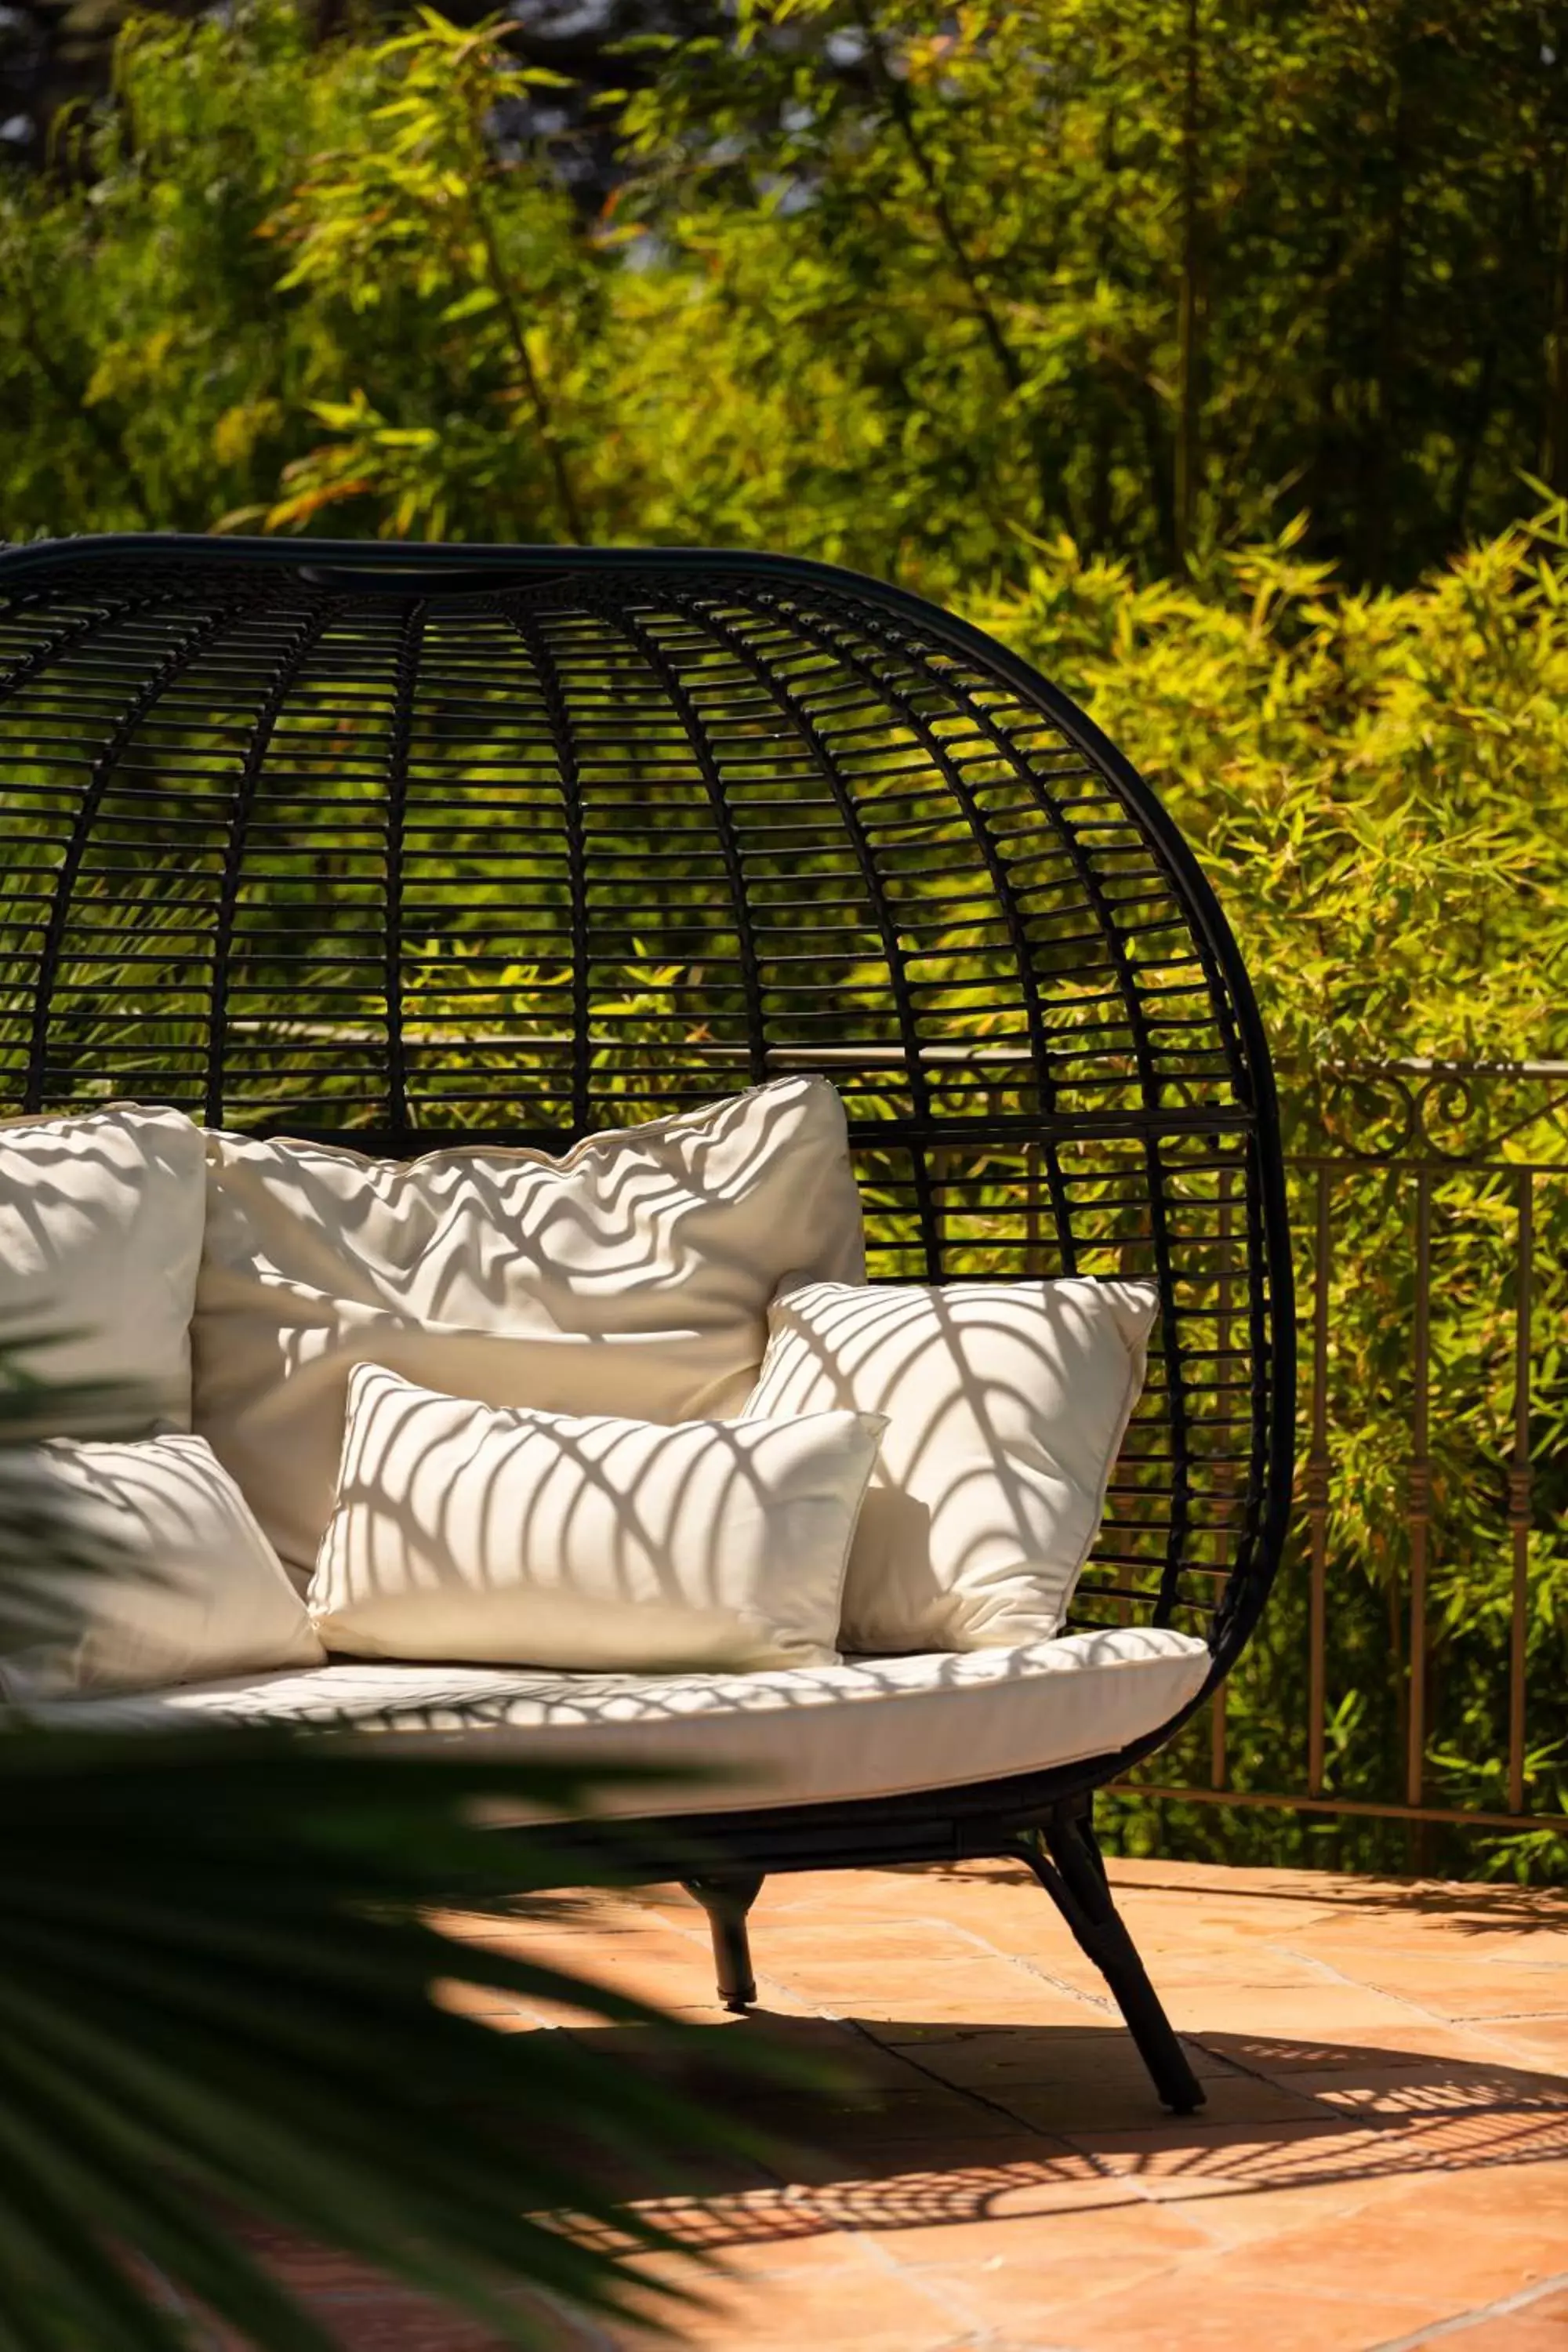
xmin=567 ymin=1895 xmax=1126 ymax=2307
xmin=664 ymin=1883 xmax=1125 ymax=2018
xmin=1187 ymin=1924 xmax=1568 ymax=2132
xmin=511 ymin=1896 xmax=1090 ymax=2313
xmin=1370 ymin=2263 xmax=1568 ymax=2350
xmin=652 ymin=1880 xmax=1406 ymax=2255
xmin=542 ymin=1877 xmax=1568 ymax=2340
xmin=829 ymin=2016 xmax=1276 ymax=2256
xmin=645 ymin=1896 xmax=1229 ymax=2280
xmin=625 ymin=1910 xmax=1113 ymax=2281
xmin=1274 ymin=1936 xmax=1568 ymax=2034
xmin=849 ymin=2212 xmax=1021 ymax=2347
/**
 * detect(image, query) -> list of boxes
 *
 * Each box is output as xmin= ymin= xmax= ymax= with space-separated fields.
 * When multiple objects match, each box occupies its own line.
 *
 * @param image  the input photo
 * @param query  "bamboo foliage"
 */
xmin=2 ymin=2 xmax=1567 ymax=583
xmin=981 ymin=523 xmax=1568 ymax=1876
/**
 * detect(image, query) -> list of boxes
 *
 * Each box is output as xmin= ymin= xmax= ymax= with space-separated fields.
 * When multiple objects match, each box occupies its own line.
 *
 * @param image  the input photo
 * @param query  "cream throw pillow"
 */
xmin=193 ymin=1076 xmax=866 ymax=1579
xmin=0 ymin=1432 xmax=323 ymax=1699
xmin=310 ymin=1364 xmax=884 ymax=1673
xmin=742 ymin=1278 xmax=1160 ymax=1653
xmin=0 ymin=1104 xmax=206 ymax=1428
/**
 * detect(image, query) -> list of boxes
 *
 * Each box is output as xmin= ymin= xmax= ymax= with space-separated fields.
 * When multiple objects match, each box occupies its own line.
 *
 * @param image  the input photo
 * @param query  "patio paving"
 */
xmin=250 ymin=1853 xmax=1568 ymax=2350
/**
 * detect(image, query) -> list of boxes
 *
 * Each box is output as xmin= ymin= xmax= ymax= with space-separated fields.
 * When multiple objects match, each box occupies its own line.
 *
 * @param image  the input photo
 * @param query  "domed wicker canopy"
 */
xmin=0 ymin=533 xmax=1296 ymax=2111
xmin=0 ymin=535 xmax=1293 ymax=1698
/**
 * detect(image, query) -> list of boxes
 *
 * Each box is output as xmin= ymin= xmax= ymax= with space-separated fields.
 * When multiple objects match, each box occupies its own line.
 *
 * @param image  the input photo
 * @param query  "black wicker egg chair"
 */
xmin=0 ymin=535 xmax=1293 ymax=2114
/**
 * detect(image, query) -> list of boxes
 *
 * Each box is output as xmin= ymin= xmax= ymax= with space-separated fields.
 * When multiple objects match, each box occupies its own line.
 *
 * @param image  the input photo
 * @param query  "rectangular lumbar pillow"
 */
xmin=194 ymin=1075 xmax=866 ymax=1579
xmin=0 ymin=1104 xmax=207 ymax=1430
xmin=742 ymin=1278 xmax=1160 ymax=1653
xmin=310 ymin=1363 xmax=884 ymax=1673
xmin=0 ymin=1432 xmax=324 ymax=1699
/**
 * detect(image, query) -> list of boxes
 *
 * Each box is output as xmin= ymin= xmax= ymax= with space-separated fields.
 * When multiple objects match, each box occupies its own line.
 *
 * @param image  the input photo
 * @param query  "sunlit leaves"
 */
xmin=6 ymin=0 xmax=1566 ymax=578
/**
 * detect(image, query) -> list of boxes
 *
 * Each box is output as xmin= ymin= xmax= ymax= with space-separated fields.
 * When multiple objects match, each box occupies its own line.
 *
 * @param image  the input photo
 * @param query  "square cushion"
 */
xmin=742 ymin=1277 xmax=1160 ymax=1653
xmin=0 ymin=1432 xmax=323 ymax=1698
xmin=193 ymin=1076 xmax=866 ymax=1578
xmin=310 ymin=1363 xmax=884 ymax=1674
xmin=0 ymin=1104 xmax=206 ymax=1428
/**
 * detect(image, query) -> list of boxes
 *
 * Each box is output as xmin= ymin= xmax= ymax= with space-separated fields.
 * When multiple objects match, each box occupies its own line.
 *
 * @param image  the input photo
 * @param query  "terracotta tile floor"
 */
xmin=248 ymin=1857 xmax=1568 ymax=2350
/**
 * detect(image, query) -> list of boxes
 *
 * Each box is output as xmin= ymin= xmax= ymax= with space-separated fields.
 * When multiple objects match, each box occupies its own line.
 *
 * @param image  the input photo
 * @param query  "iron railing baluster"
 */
xmin=1508 ymin=1169 xmax=1534 ymax=1817
xmin=1306 ymin=1163 xmax=1332 ymax=1798
xmin=1407 ymin=1167 xmax=1433 ymax=1814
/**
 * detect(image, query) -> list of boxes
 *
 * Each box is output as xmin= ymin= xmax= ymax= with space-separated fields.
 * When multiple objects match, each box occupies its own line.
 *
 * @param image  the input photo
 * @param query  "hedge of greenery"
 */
xmin=4 ymin=1 xmax=1567 ymax=583
xmin=989 ymin=528 xmax=1568 ymax=1880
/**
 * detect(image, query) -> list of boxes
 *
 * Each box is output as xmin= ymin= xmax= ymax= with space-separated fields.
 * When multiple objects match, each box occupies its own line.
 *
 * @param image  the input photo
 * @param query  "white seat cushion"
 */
xmin=743 ymin=1278 xmax=1160 ymax=1653
xmin=193 ymin=1076 xmax=866 ymax=1578
xmin=16 ymin=1628 xmax=1210 ymax=1814
xmin=311 ymin=1365 xmax=884 ymax=1673
xmin=0 ymin=1104 xmax=207 ymax=1428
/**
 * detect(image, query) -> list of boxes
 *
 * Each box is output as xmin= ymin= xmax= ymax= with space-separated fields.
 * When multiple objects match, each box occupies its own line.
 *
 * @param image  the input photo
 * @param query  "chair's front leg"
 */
xmin=1015 ymin=1806 xmax=1204 ymax=2114
xmin=684 ymin=1873 xmax=765 ymax=2012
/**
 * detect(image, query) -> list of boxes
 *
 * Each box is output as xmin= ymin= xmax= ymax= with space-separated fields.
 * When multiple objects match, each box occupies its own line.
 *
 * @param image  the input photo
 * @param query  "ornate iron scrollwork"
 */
xmin=1308 ymin=1059 xmax=1568 ymax=1163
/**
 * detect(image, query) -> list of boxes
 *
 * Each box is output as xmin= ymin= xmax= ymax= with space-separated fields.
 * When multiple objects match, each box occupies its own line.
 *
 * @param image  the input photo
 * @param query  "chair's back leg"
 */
xmin=1016 ymin=1808 xmax=1205 ymax=2114
xmin=684 ymin=1874 xmax=765 ymax=2012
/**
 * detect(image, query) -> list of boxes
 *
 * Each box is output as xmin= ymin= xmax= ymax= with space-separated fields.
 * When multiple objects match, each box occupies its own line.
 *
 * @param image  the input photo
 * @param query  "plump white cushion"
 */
xmin=0 ymin=1105 xmax=207 ymax=1428
xmin=742 ymin=1278 xmax=1160 ymax=1654
xmin=20 ymin=1629 xmax=1211 ymax=1813
xmin=0 ymin=1432 xmax=323 ymax=1699
xmin=192 ymin=1076 xmax=866 ymax=1578
xmin=310 ymin=1364 xmax=882 ymax=1674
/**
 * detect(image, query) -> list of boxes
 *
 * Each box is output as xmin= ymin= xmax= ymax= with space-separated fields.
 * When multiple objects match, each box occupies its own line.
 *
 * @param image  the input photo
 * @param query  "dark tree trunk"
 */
xmin=1174 ymin=0 xmax=1204 ymax=570
xmin=1361 ymin=65 xmax=1410 ymax=583
xmin=1542 ymin=155 xmax=1568 ymax=492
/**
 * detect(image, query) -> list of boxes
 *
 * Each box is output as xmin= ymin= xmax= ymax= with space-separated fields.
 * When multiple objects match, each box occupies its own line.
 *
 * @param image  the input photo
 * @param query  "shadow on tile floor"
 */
xmin=1105 ymin=1871 xmax=1568 ymax=1936
xmin=158 ymin=1852 xmax=1568 ymax=2350
xmin=165 ymin=2004 xmax=1568 ymax=2352
xmin=198 ymin=2014 xmax=1568 ymax=2351
xmin=554 ymin=2009 xmax=1568 ymax=2220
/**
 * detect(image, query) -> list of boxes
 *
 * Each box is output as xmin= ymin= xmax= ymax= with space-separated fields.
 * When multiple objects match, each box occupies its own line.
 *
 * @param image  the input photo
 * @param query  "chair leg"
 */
xmin=684 ymin=1873 xmax=764 ymax=2013
xmin=1016 ymin=1806 xmax=1205 ymax=2114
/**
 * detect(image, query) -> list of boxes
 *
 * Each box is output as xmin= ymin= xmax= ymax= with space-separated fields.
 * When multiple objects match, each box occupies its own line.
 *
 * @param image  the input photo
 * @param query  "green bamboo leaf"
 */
xmin=0 ymin=2056 xmax=336 ymax=2352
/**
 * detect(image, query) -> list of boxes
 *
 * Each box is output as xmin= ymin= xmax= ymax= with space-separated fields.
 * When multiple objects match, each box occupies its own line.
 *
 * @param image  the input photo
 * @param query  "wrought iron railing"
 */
xmin=1113 ymin=1058 xmax=1568 ymax=1867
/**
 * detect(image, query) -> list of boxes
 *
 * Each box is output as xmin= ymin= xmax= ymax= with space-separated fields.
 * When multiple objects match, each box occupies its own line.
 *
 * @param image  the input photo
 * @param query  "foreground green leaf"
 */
xmin=0 ymin=1729 xmax=808 ymax=2350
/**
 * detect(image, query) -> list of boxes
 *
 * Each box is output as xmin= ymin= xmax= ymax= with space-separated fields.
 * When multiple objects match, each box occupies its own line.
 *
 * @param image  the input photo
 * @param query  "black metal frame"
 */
xmin=0 ymin=535 xmax=1297 ymax=2111
xmin=683 ymin=1809 xmax=1197 ymax=2114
